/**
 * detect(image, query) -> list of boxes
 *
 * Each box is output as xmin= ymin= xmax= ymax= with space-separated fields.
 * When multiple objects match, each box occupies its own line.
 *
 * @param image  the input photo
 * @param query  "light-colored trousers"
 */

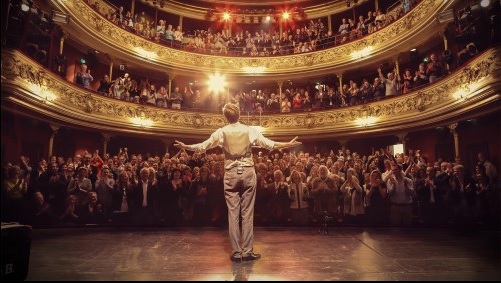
xmin=224 ymin=166 xmax=256 ymax=257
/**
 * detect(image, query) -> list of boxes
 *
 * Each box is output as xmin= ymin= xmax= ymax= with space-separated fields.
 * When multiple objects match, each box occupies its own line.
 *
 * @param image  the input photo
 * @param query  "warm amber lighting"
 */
xmin=28 ymin=83 xmax=56 ymax=103
xmin=208 ymin=73 xmax=226 ymax=93
xmin=222 ymin=12 xmax=231 ymax=21
xmin=350 ymin=46 xmax=374 ymax=59
xmin=453 ymin=88 xmax=469 ymax=100
xmin=355 ymin=116 xmax=377 ymax=127
xmin=242 ymin=66 xmax=266 ymax=74
xmin=282 ymin=11 xmax=290 ymax=20
xmin=130 ymin=117 xmax=154 ymax=128
xmin=134 ymin=47 xmax=157 ymax=60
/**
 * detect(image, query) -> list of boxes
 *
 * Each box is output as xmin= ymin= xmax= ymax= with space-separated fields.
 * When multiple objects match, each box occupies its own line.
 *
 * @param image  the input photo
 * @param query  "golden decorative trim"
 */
xmin=51 ymin=0 xmax=449 ymax=76
xmin=2 ymin=47 xmax=500 ymax=139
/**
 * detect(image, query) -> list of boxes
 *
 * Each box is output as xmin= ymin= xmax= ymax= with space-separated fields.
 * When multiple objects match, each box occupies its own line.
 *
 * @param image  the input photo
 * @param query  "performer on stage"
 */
xmin=174 ymin=103 xmax=301 ymax=262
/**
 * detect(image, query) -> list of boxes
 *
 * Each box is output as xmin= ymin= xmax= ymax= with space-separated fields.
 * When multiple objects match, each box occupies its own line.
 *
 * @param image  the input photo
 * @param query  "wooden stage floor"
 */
xmin=25 ymin=225 xmax=500 ymax=281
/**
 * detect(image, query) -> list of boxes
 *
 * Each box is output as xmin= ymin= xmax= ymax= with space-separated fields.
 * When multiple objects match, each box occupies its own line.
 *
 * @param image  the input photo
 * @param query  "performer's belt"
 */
xmin=224 ymin=152 xmax=251 ymax=160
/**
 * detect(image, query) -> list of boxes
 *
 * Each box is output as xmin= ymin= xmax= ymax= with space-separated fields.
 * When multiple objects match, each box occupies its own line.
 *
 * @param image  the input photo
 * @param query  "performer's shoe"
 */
xmin=230 ymin=254 xmax=242 ymax=263
xmin=242 ymin=252 xmax=261 ymax=261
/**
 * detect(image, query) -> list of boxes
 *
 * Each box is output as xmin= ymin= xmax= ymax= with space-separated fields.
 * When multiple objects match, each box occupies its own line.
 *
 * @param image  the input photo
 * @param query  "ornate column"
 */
xmin=337 ymin=73 xmax=343 ymax=93
xmin=327 ymin=14 xmax=332 ymax=33
xmin=277 ymin=81 xmax=283 ymax=112
xmin=338 ymin=139 xmax=348 ymax=151
xmin=397 ymin=133 xmax=408 ymax=154
xmin=108 ymin=60 xmax=113 ymax=82
xmin=59 ymin=32 xmax=68 ymax=55
xmin=162 ymin=138 xmax=172 ymax=155
xmin=443 ymin=33 xmax=450 ymax=71
xmin=48 ymin=125 xmax=60 ymax=159
xmin=101 ymin=133 xmax=113 ymax=158
xmin=57 ymin=32 xmax=68 ymax=74
xmin=179 ymin=15 xmax=183 ymax=31
xmin=131 ymin=0 xmax=135 ymax=17
xmin=448 ymin=123 xmax=460 ymax=163
xmin=279 ymin=21 xmax=283 ymax=40
xmin=395 ymin=56 xmax=400 ymax=77
xmin=167 ymin=72 xmax=175 ymax=97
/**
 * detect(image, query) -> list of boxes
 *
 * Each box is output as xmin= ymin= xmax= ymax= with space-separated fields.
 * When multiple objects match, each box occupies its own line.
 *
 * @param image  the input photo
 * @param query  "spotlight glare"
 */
xmin=21 ymin=3 xmax=30 ymax=12
xmin=282 ymin=11 xmax=290 ymax=20
xmin=222 ymin=12 xmax=231 ymax=21
xmin=208 ymin=74 xmax=226 ymax=93
xmin=480 ymin=0 xmax=490 ymax=7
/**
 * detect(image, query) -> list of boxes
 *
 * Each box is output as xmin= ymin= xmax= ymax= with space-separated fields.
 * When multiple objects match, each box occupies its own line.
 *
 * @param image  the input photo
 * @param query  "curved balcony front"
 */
xmin=48 ymin=0 xmax=454 ymax=81
xmin=2 ymin=47 xmax=500 ymax=142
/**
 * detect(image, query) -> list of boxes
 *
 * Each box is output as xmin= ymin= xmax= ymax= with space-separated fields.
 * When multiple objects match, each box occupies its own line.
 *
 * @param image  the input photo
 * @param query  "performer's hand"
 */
xmin=289 ymin=136 xmax=301 ymax=147
xmin=174 ymin=140 xmax=186 ymax=149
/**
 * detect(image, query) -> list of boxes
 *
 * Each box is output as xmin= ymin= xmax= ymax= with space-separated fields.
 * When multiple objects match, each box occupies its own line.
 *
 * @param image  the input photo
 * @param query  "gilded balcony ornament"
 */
xmin=56 ymin=0 xmax=447 ymax=73
xmin=416 ymin=92 xmax=426 ymax=111
xmin=304 ymin=113 xmax=315 ymax=129
xmin=85 ymin=93 xmax=95 ymax=113
xmin=2 ymin=47 xmax=500 ymax=137
xmin=193 ymin=114 xmax=203 ymax=128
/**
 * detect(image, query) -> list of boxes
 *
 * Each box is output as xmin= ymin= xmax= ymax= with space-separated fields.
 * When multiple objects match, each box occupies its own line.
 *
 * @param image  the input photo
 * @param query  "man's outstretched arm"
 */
xmin=272 ymin=136 xmax=301 ymax=150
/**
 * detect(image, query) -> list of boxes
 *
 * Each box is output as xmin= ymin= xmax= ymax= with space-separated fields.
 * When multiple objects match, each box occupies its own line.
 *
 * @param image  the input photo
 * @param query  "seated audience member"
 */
xmin=59 ymin=195 xmax=79 ymax=225
xmin=79 ymin=191 xmax=107 ymax=224
xmin=28 ymin=191 xmax=57 ymax=226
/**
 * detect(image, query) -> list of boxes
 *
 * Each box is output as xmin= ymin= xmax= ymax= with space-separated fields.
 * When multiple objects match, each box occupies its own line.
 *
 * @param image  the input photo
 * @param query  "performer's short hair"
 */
xmin=223 ymin=103 xmax=240 ymax=123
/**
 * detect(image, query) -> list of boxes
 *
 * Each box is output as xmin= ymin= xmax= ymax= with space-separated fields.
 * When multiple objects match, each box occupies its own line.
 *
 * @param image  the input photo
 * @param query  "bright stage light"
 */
xmin=222 ymin=12 xmax=231 ymax=21
xmin=208 ymin=74 xmax=226 ymax=93
xmin=282 ymin=11 xmax=290 ymax=20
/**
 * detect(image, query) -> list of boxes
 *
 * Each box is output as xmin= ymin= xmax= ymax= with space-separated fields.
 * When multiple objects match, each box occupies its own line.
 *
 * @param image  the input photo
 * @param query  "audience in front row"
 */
xmin=1 ymin=143 xmax=498 ymax=229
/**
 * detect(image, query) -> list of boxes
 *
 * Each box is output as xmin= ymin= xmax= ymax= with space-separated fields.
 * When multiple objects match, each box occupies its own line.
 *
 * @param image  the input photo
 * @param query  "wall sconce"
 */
xmin=242 ymin=66 xmax=266 ymax=74
xmin=130 ymin=116 xmax=154 ymax=128
xmin=51 ymin=10 xmax=70 ymax=24
xmin=134 ymin=47 xmax=157 ymax=60
xmin=350 ymin=46 xmax=374 ymax=59
xmin=29 ymin=82 xmax=55 ymax=103
xmin=453 ymin=84 xmax=474 ymax=100
xmin=453 ymin=89 xmax=468 ymax=100
xmin=355 ymin=116 xmax=377 ymax=128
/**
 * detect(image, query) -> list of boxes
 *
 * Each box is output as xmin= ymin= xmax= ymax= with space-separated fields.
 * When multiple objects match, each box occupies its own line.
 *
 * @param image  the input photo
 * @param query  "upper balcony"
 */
xmin=46 ymin=0 xmax=456 ymax=81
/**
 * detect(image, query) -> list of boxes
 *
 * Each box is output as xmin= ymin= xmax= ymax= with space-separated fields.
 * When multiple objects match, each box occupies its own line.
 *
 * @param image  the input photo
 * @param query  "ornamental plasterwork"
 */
xmin=2 ymin=47 xmax=499 ymax=135
xmin=55 ymin=0 xmax=445 ymax=74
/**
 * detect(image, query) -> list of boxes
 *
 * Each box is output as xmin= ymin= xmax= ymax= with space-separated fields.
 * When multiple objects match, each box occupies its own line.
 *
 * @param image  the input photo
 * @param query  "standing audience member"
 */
xmin=75 ymin=63 xmax=94 ymax=89
xmin=1 ymin=165 xmax=29 ymax=222
xmin=364 ymin=170 xmax=388 ymax=225
xmin=387 ymin=163 xmax=416 ymax=226
xmin=287 ymin=170 xmax=310 ymax=225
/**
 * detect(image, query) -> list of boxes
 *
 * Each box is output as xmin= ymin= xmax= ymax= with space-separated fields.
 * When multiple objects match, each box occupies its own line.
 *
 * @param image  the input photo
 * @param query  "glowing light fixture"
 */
xmin=355 ymin=116 xmax=377 ymax=128
xmin=222 ymin=12 xmax=231 ymax=21
xmin=29 ymin=83 xmax=56 ymax=103
xmin=134 ymin=47 xmax=157 ymax=60
xmin=208 ymin=73 xmax=226 ymax=93
xmin=350 ymin=46 xmax=374 ymax=59
xmin=21 ymin=3 xmax=30 ymax=12
xmin=130 ymin=117 xmax=154 ymax=128
xmin=242 ymin=66 xmax=266 ymax=74
xmin=282 ymin=11 xmax=290 ymax=20
xmin=480 ymin=0 xmax=490 ymax=8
